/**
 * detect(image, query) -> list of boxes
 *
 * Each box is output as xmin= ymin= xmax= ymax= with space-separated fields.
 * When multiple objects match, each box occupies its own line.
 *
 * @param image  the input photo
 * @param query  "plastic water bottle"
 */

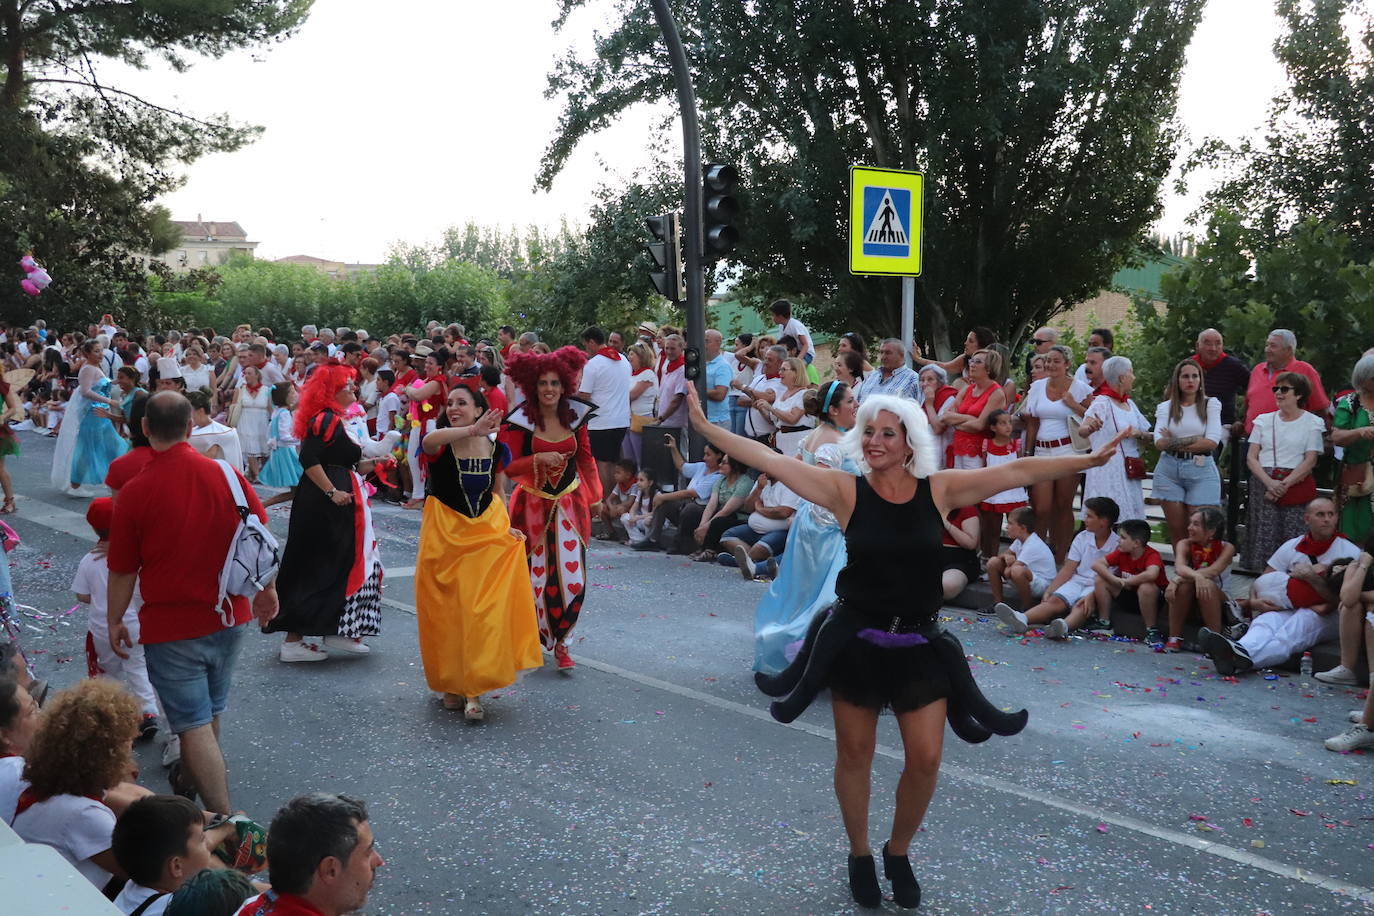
xmin=1300 ymin=651 xmax=1314 ymax=686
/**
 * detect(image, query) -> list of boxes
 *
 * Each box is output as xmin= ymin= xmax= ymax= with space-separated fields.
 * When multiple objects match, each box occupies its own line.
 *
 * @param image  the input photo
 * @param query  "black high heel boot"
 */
xmin=847 ymin=853 xmax=881 ymax=908
xmin=882 ymin=842 xmax=921 ymax=909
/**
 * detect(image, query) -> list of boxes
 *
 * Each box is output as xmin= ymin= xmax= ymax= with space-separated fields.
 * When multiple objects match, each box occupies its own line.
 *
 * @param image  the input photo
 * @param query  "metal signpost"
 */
xmin=848 ymin=166 xmax=925 ymax=364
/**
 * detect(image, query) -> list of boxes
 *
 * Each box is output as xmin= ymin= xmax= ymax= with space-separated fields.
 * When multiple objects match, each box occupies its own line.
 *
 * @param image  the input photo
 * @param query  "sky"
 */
xmin=102 ymin=0 xmax=1287 ymax=263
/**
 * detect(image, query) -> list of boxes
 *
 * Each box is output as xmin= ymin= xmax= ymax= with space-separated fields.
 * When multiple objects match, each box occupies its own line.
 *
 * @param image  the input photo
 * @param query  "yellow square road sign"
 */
xmin=849 ymin=166 xmax=924 ymax=276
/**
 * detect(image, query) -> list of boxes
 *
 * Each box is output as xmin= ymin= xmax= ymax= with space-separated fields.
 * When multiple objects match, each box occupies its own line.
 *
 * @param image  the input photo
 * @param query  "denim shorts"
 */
xmin=144 ymin=624 xmax=246 ymax=734
xmin=722 ymin=523 xmax=789 ymax=556
xmin=1152 ymin=452 xmax=1221 ymax=505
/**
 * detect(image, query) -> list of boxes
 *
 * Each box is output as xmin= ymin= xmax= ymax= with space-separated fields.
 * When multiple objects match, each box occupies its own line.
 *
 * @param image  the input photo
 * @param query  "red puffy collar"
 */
xmin=1095 ymin=383 xmax=1129 ymax=404
xmin=597 ymin=347 xmax=622 ymax=361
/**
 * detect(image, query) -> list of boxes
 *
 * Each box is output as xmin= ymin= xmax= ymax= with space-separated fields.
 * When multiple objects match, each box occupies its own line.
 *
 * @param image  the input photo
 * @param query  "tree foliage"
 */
xmin=541 ymin=0 xmax=1205 ymax=356
xmin=0 ymin=0 xmax=312 ymax=329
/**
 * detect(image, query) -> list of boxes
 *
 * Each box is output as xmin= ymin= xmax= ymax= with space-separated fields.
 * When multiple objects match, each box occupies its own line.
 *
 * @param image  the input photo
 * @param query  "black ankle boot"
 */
xmin=847 ymin=853 xmax=881 ymax=908
xmin=882 ymin=842 xmax=921 ymax=908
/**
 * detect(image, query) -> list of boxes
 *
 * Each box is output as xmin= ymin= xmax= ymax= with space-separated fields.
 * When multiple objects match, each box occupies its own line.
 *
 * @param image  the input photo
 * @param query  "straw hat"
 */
xmin=3 ymin=368 xmax=34 ymax=389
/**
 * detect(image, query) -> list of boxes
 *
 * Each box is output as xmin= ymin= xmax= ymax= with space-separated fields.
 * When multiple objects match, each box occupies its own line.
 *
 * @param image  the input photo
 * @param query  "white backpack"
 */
xmin=214 ymin=460 xmax=282 ymax=626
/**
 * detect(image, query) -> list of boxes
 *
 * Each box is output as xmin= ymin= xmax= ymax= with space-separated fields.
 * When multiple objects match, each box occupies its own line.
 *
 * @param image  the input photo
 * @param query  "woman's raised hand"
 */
xmin=1085 ymin=427 xmax=1131 ymax=468
xmin=474 ymin=407 xmax=503 ymax=436
xmin=686 ymin=385 xmax=709 ymax=429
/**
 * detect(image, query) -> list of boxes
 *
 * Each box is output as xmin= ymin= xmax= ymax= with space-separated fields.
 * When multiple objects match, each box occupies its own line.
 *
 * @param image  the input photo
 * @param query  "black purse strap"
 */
xmin=130 ymin=892 xmax=169 ymax=916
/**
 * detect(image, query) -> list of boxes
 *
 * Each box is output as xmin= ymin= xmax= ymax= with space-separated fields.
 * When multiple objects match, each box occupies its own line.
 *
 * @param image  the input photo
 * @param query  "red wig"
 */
xmin=506 ymin=345 xmax=586 ymax=430
xmin=294 ymin=361 xmax=357 ymax=440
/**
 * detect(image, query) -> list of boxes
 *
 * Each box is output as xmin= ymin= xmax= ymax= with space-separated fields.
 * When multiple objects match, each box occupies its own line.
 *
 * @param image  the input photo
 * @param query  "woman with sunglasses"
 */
xmin=1244 ymin=372 xmax=1326 ymax=569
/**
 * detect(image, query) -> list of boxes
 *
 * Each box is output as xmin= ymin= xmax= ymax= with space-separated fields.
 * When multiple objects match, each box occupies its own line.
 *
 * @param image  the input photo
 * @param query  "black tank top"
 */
xmin=834 ymin=475 xmax=944 ymax=624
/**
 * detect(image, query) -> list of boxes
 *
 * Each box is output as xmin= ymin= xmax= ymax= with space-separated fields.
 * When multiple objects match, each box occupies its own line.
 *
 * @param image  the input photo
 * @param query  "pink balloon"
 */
xmin=29 ymin=268 xmax=50 ymax=290
xmin=20 ymin=279 xmax=40 ymax=296
xmin=18 ymin=256 xmax=36 ymax=273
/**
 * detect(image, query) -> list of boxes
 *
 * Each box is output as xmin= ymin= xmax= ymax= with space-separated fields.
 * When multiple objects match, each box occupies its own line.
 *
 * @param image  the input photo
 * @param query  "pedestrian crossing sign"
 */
xmin=849 ymin=166 xmax=923 ymax=276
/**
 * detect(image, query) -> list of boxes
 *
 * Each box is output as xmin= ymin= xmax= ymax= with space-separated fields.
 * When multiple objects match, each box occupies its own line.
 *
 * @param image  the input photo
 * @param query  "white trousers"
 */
xmin=86 ymin=616 xmax=159 ymax=715
xmin=1240 ymin=607 xmax=1338 ymax=669
xmin=407 ymin=421 xmax=432 ymax=500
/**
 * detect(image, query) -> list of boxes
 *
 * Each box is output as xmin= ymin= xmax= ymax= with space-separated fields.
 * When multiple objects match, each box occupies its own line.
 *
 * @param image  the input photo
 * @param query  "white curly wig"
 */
xmin=841 ymin=394 xmax=940 ymax=478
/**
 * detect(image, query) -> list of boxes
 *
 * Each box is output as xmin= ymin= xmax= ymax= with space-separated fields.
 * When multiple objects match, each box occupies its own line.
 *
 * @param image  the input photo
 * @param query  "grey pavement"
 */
xmin=7 ymin=428 xmax=1374 ymax=914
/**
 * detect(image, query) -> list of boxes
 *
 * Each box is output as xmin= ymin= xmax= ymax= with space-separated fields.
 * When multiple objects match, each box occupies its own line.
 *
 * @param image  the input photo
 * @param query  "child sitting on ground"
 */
xmin=1164 ymin=506 xmax=1237 ymax=652
xmin=1091 ymin=518 xmax=1169 ymax=648
xmin=996 ymin=496 xmax=1120 ymax=640
xmin=112 ymin=795 xmax=215 ymax=915
xmin=599 ymin=459 xmax=639 ymax=542
xmin=621 ymin=467 xmax=658 ymax=544
xmin=984 ymin=506 xmax=1057 ymax=611
xmin=73 ymin=497 xmax=159 ymax=740
xmin=978 ymin=409 xmax=1028 ymax=558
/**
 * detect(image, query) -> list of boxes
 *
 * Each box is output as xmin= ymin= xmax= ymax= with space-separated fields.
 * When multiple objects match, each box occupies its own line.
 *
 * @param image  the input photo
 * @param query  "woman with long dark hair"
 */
xmin=416 ymin=386 xmax=541 ymax=720
xmin=268 ymin=363 xmax=385 ymax=663
xmin=499 ymin=347 xmax=603 ymax=673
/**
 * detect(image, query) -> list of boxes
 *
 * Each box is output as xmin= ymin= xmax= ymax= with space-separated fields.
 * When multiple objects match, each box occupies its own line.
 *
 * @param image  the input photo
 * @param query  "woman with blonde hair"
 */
xmin=623 ymin=341 xmax=659 ymax=466
xmin=757 ymin=356 xmax=815 ymax=457
xmin=685 ymin=389 xmax=1125 ymax=908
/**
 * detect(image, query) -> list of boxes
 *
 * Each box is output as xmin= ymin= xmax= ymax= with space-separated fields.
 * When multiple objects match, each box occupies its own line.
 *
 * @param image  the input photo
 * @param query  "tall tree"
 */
xmin=0 ymin=0 xmax=312 ymax=329
xmin=1186 ymin=0 xmax=1374 ymax=257
xmin=541 ymin=0 xmax=1204 ymax=355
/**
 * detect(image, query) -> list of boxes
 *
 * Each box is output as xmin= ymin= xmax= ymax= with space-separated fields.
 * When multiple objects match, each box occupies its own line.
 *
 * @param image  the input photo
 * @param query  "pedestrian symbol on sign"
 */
xmin=861 ymin=187 xmax=912 ymax=258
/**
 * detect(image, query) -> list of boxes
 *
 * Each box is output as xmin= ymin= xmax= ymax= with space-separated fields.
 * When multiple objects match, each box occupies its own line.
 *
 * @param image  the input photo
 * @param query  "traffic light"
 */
xmin=645 ymin=212 xmax=684 ymax=302
xmin=683 ymin=346 xmax=701 ymax=381
xmin=702 ymin=163 xmax=740 ymax=258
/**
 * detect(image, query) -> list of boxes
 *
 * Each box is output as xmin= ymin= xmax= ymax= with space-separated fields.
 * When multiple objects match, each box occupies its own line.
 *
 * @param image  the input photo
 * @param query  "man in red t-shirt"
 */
xmin=1091 ymin=518 xmax=1168 ymax=647
xmin=1244 ymin=329 xmax=1331 ymax=433
xmin=106 ymin=391 xmax=278 ymax=815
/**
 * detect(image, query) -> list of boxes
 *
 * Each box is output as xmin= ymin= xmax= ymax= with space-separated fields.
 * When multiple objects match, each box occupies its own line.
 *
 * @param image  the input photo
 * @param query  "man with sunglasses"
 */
xmin=1244 ymin=329 xmax=1330 ymax=434
xmin=1023 ymin=326 xmax=1058 ymax=378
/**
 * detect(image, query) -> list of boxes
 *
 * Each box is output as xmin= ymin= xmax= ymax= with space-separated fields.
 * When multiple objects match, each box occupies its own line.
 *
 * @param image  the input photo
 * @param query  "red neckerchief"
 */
xmin=933 ymin=385 xmax=959 ymax=410
xmin=1192 ymin=351 xmax=1228 ymax=370
xmin=245 ymin=384 xmax=262 ymax=397
xmin=14 ymin=788 xmax=108 ymax=818
xmin=762 ymin=369 xmax=779 ymax=380
xmin=1095 ymin=383 xmax=1129 ymax=404
xmin=664 ymin=356 xmax=685 ymax=373
xmin=1190 ymin=537 xmax=1223 ymax=567
xmin=396 ymin=369 xmax=419 ymax=388
xmin=597 ymin=346 xmax=622 ymax=361
xmin=1295 ymin=532 xmax=1338 ymax=560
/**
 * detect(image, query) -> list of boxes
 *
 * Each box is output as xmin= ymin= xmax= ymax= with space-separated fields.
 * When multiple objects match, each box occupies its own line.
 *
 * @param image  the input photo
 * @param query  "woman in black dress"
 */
xmin=686 ymin=391 xmax=1126 ymax=909
xmin=269 ymin=363 xmax=385 ymax=663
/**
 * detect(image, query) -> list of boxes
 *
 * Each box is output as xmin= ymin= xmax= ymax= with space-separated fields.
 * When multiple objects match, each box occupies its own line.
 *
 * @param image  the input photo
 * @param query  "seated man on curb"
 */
xmin=1091 ymin=518 xmax=1168 ymax=648
xmin=235 ymin=793 xmax=383 ymax=916
xmin=720 ymin=471 xmax=801 ymax=581
xmin=1202 ymin=498 xmax=1359 ymax=676
xmin=996 ymin=497 xmax=1120 ymax=640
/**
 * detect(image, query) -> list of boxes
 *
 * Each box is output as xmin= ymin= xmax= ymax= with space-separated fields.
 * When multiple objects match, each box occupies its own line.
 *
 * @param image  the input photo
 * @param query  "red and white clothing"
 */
xmin=501 ymin=402 xmax=603 ymax=650
xmin=929 ymin=384 xmax=959 ymax=468
xmin=1242 ymin=533 xmax=1359 ymax=668
xmin=1245 ymin=357 xmax=1331 ymax=433
xmin=235 ymin=891 xmax=328 ymax=915
xmin=581 ymin=350 xmax=632 ymax=430
xmin=1103 ymin=547 xmax=1169 ymax=588
xmin=1187 ymin=538 xmax=1233 ymax=591
xmin=74 ymin=549 xmax=157 ymax=716
xmin=979 ymin=439 xmax=1027 ymax=511
xmin=950 ymin=383 xmax=998 ymax=468
xmin=1022 ymin=377 xmax=1093 ymax=455
xmin=1010 ymin=533 xmax=1056 ymax=595
xmin=104 ymin=444 xmax=156 ymax=492
xmin=108 ymin=443 xmax=265 ymax=643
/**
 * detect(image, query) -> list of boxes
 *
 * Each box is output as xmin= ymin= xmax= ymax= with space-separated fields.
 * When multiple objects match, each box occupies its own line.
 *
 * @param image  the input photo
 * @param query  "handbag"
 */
xmin=227 ymin=398 xmax=242 ymax=427
xmin=1105 ymin=403 xmax=1146 ymax=478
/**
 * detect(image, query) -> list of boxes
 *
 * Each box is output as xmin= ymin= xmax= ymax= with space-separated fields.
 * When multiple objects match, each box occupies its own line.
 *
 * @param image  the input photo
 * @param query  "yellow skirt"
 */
xmin=415 ymin=496 xmax=543 ymax=697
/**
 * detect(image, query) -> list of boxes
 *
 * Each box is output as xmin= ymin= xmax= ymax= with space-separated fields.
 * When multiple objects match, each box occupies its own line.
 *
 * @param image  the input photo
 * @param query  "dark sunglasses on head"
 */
xmin=1271 ymin=385 xmax=1295 ymax=394
xmin=1033 ymin=338 xmax=1051 ymax=345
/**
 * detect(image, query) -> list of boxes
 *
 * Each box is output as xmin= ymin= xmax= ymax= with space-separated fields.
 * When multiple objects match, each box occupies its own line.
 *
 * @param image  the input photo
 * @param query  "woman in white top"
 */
xmin=232 ymin=365 xmax=272 ymax=480
xmin=1245 ymin=371 xmax=1327 ymax=568
xmin=759 ymin=357 xmax=816 ymax=458
xmin=178 ymin=345 xmax=215 ymax=394
xmin=623 ymin=341 xmax=659 ymax=467
xmin=1079 ymin=356 xmax=1152 ymax=523
xmin=1019 ymin=345 xmax=1092 ymax=561
xmin=1153 ymin=359 xmax=1224 ymax=546
xmin=0 ymin=674 xmax=40 ymax=824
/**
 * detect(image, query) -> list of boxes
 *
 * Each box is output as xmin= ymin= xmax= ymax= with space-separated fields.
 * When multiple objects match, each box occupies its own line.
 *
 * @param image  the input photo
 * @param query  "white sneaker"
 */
xmin=994 ymin=602 xmax=1028 ymax=635
xmin=1045 ymin=618 xmax=1069 ymax=640
xmin=323 ymin=635 xmax=370 ymax=656
xmin=161 ymin=734 xmax=181 ymax=767
xmin=1324 ymin=723 xmax=1374 ymax=753
xmin=280 ymin=641 xmax=329 ymax=663
xmin=1350 ymin=709 xmax=1367 ymax=724
xmin=731 ymin=544 xmax=757 ymax=581
xmin=1315 ymin=665 xmax=1360 ymax=686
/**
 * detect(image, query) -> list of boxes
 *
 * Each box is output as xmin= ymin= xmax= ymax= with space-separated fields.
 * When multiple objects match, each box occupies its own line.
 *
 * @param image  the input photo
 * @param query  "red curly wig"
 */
xmin=294 ymin=360 xmax=357 ymax=440
xmin=506 ymin=345 xmax=587 ymax=430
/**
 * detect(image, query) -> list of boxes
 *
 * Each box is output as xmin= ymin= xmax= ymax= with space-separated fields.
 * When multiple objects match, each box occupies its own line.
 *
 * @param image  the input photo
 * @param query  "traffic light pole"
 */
xmin=650 ymin=0 xmax=707 ymax=456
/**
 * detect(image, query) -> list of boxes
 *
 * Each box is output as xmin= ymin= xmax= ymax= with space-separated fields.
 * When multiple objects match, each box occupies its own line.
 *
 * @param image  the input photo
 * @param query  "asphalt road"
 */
xmin=7 ymin=428 xmax=1374 ymax=915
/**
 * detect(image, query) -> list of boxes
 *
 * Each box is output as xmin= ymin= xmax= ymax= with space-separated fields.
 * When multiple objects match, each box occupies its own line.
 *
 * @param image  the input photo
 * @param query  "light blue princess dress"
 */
xmin=68 ymin=375 xmax=128 ymax=487
xmin=257 ymin=407 xmax=304 ymax=488
xmin=753 ymin=440 xmax=860 ymax=674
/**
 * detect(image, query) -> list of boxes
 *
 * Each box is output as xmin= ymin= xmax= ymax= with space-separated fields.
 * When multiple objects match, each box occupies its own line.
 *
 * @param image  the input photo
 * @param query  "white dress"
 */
xmin=772 ymin=387 xmax=816 ymax=458
xmin=235 ymin=386 xmax=272 ymax=456
xmin=1082 ymin=395 xmax=1151 ymax=521
xmin=180 ymin=363 xmax=211 ymax=393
